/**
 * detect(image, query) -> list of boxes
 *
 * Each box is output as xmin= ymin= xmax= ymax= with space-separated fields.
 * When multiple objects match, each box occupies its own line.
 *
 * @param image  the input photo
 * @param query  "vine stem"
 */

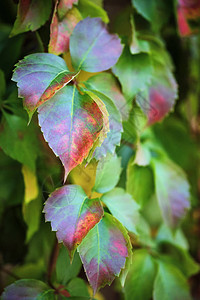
xmin=47 ymin=239 xmax=60 ymax=290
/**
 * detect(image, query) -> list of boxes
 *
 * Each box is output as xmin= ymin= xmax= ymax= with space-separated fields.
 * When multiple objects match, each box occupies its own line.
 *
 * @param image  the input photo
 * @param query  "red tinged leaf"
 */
xmin=12 ymin=53 xmax=78 ymax=118
xmin=38 ymin=85 xmax=103 ymax=180
xmin=43 ymin=185 xmax=104 ymax=259
xmin=58 ymin=0 xmax=79 ymax=19
xmin=49 ymin=0 xmax=82 ymax=55
xmin=152 ymin=157 xmax=190 ymax=229
xmin=136 ymin=65 xmax=177 ymax=125
xmin=78 ymin=213 xmax=132 ymax=294
xmin=177 ymin=0 xmax=200 ymax=36
xmin=10 ymin=0 xmax=52 ymax=37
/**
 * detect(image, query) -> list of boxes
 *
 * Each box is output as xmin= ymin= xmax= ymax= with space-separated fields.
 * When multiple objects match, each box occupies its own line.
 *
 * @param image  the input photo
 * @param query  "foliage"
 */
xmin=0 ymin=0 xmax=200 ymax=299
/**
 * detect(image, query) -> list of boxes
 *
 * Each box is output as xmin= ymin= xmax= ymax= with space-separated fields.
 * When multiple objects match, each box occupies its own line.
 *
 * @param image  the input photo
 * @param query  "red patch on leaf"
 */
xmin=177 ymin=0 xmax=200 ymax=36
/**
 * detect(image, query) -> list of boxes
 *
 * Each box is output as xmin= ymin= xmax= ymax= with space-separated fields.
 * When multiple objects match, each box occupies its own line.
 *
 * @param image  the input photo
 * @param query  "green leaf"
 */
xmin=70 ymin=17 xmax=123 ymax=72
xmin=44 ymin=184 xmax=104 ymax=259
xmin=93 ymin=154 xmax=121 ymax=193
xmin=67 ymin=278 xmax=90 ymax=297
xmin=57 ymin=0 xmax=78 ymax=19
xmin=124 ymin=249 xmax=157 ymax=300
xmin=0 ymin=112 xmax=40 ymax=171
xmin=56 ymin=245 xmax=82 ymax=285
xmin=152 ymin=157 xmax=190 ymax=228
xmin=2 ymin=279 xmax=53 ymax=300
xmin=101 ymin=188 xmax=140 ymax=234
xmin=83 ymin=72 xmax=129 ymax=120
xmin=112 ymin=47 xmax=153 ymax=101
xmin=156 ymin=224 xmax=189 ymax=250
xmin=0 ymin=69 xmax=6 ymax=99
xmin=127 ymin=158 xmax=154 ymax=207
xmin=10 ymin=0 xmax=52 ymax=37
xmin=0 ymin=151 xmax=24 ymax=220
xmin=78 ymin=213 xmax=132 ymax=294
xmin=131 ymin=0 xmax=171 ymax=32
xmin=153 ymin=261 xmax=192 ymax=300
xmin=77 ymin=0 xmax=109 ymax=23
xmin=160 ymin=246 xmax=200 ymax=278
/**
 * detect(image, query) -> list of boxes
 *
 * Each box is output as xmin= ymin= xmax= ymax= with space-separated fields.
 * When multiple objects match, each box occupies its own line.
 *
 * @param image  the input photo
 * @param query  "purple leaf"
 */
xmin=78 ymin=213 xmax=132 ymax=294
xmin=12 ymin=53 xmax=78 ymax=118
xmin=2 ymin=279 xmax=53 ymax=300
xmin=152 ymin=157 xmax=190 ymax=228
xmin=44 ymin=184 xmax=104 ymax=259
xmin=70 ymin=17 xmax=123 ymax=72
xmin=38 ymin=85 xmax=103 ymax=180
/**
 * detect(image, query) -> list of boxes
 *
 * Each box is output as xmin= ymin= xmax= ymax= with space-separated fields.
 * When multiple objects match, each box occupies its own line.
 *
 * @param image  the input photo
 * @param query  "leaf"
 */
xmin=77 ymin=0 xmax=109 ymax=23
xmin=153 ymin=261 xmax=192 ymax=300
xmin=78 ymin=213 xmax=131 ymax=294
xmin=176 ymin=0 xmax=200 ymax=37
xmin=152 ymin=157 xmax=190 ymax=228
xmin=131 ymin=0 xmax=171 ymax=32
xmin=112 ymin=47 xmax=153 ymax=101
xmin=56 ymin=245 xmax=82 ymax=285
xmin=0 ymin=112 xmax=40 ymax=171
xmin=84 ymin=72 xmax=129 ymax=120
xmin=87 ymin=91 xmax=122 ymax=160
xmin=126 ymin=158 xmax=154 ymax=207
xmin=84 ymin=90 xmax=110 ymax=152
xmin=124 ymin=249 xmax=157 ymax=300
xmin=136 ymin=62 xmax=178 ymax=125
xmin=21 ymin=165 xmax=41 ymax=242
xmin=129 ymin=16 xmax=150 ymax=55
xmin=49 ymin=2 xmax=82 ymax=55
xmin=101 ymin=188 xmax=140 ymax=234
xmin=57 ymin=0 xmax=79 ymax=19
xmin=10 ymin=0 xmax=52 ymax=37
xmin=12 ymin=53 xmax=78 ymax=118
xmin=38 ymin=85 xmax=104 ymax=180
xmin=160 ymin=246 xmax=200 ymax=278
xmin=69 ymin=160 xmax=97 ymax=197
xmin=93 ymin=154 xmax=121 ymax=193
xmin=2 ymin=279 xmax=53 ymax=300
xmin=44 ymin=184 xmax=104 ymax=259
xmin=22 ymin=165 xmax=39 ymax=205
xmin=0 ymin=69 xmax=6 ymax=98
xmin=70 ymin=17 xmax=123 ymax=72
xmin=156 ymin=223 xmax=189 ymax=250
xmin=67 ymin=278 xmax=90 ymax=297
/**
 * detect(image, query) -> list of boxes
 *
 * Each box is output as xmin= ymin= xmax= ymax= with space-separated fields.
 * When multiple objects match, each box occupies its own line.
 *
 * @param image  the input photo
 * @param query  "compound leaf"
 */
xmin=78 ymin=213 xmax=131 ymax=294
xmin=44 ymin=184 xmax=104 ymax=259
xmin=70 ymin=17 xmax=123 ymax=72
